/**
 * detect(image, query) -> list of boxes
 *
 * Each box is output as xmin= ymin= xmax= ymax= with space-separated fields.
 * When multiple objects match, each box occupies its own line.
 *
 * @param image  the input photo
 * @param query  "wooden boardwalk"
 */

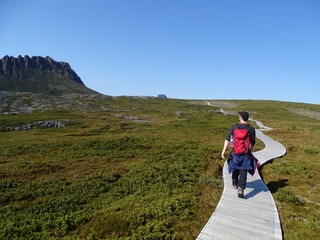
xmin=196 ymin=119 xmax=286 ymax=240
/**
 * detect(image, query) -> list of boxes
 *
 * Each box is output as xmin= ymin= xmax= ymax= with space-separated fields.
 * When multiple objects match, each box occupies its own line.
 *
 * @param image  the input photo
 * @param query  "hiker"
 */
xmin=221 ymin=111 xmax=257 ymax=198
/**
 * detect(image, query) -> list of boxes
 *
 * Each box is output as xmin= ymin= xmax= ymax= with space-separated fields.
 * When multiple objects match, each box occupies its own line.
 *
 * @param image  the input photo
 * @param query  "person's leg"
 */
xmin=238 ymin=169 xmax=247 ymax=198
xmin=232 ymin=169 xmax=240 ymax=188
xmin=238 ymin=169 xmax=248 ymax=189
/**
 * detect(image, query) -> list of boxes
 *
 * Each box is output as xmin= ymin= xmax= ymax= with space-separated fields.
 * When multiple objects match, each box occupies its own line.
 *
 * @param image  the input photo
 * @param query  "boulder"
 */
xmin=157 ymin=94 xmax=167 ymax=98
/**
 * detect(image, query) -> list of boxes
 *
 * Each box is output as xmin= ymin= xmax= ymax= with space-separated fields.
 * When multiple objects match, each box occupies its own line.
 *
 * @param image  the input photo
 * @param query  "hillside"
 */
xmin=0 ymin=95 xmax=319 ymax=239
xmin=0 ymin=55 xmax=98 ymax=95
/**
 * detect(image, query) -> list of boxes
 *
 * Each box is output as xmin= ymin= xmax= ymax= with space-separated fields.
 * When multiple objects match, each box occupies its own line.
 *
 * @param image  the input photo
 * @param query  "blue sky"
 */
xmin=1 ymin=0 xmax=320 ymax=104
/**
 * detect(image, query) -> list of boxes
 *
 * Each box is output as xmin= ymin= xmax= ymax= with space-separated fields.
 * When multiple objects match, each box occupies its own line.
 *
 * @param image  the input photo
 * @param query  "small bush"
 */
xmin=276 ymin=188 xmax=303 ymax=206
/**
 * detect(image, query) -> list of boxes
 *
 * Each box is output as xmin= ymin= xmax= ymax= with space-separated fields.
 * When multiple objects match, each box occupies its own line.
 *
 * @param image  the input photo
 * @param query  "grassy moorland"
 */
xmin=0 ymin=95 xmax=319 ymax=239
xmin=0 ymin=94 xmax=231 ymax=240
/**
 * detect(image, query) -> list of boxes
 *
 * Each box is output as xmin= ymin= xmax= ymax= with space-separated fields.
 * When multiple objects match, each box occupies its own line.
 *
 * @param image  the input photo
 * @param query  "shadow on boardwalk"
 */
xmin=244 ymin=180 xmax=269 ymax=199
xmin=243 ymin=169 xmax=288 ymax=199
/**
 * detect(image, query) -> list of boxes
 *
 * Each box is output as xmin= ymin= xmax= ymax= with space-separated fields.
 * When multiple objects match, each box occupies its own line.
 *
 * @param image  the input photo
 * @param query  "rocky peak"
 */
xmin=0 ymin=55 xmax=83 ymax=85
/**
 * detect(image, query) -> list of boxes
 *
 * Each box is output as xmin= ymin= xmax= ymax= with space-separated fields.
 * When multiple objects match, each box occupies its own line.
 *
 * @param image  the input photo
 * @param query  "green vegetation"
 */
xmin=0 ymin=96 xmax=319 ymax=239
xmin=0 ymin=96 xmax=229 ymax=240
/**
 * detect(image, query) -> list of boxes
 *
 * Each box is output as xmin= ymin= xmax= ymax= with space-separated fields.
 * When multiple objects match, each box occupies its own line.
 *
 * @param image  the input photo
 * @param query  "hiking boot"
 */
xmin=238 ymin=188 xmax=244 ymax=198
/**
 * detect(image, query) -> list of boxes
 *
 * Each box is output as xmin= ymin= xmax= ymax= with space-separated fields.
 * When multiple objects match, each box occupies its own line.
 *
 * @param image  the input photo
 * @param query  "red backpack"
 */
xmin=231 ymin=129 xmax=251 ymax=155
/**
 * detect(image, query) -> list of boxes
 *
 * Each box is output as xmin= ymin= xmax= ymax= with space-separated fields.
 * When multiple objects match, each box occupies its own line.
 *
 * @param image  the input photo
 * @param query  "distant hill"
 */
xmin=0 ymin=55 xmax=98 ymax=95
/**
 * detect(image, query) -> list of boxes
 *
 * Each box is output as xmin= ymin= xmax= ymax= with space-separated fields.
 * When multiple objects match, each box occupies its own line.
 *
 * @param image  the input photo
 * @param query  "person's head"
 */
xmin=238 ymin=111 xmax=249 ymax=121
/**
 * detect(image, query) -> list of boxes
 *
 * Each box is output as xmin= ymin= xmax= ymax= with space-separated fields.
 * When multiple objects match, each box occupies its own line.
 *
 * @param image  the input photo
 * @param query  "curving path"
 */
xmin=197 ymin=103 xmax=286 ymax=240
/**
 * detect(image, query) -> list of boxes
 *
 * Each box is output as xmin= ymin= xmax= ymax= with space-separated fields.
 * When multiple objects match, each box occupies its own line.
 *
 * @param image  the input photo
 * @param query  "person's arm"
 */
xmin=221 ymin=125 xmax=234 ymax=159
xmin=221 ymin=139 xmax=229 ymax=159
xmin=249 ymin=126 xmax=256 ymax=151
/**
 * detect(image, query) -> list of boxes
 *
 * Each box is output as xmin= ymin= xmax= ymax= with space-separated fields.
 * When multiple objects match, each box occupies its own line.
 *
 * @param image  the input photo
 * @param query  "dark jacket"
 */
xmin=226 ymin=123 xmax=256 ymax=146
xmin=226 ymin=123 xmax=258 ymax=174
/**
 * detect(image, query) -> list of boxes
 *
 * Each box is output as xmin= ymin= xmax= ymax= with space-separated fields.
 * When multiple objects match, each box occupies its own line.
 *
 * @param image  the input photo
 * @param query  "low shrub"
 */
xmin=276 ymin=188 xmax=303 ymax=206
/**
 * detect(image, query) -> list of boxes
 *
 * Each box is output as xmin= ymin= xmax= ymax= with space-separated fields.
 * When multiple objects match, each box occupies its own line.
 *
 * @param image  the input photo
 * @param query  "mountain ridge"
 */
xmin=0 ymin=55 xmax=98 ymax=95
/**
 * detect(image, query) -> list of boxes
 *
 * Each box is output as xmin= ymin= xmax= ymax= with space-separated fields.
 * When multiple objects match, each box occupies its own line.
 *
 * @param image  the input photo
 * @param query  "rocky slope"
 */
xmin=0 ymin=55 xmax=98 ymax=95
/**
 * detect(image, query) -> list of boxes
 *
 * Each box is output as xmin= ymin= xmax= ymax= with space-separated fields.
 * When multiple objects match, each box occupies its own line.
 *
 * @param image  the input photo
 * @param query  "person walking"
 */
xmin=221 ymin=111 xmax=257 ymax=198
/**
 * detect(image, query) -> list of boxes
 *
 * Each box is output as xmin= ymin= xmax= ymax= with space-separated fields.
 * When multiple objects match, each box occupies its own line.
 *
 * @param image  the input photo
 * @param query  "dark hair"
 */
xmin=238 ymin=111 xmax=249 ymax=121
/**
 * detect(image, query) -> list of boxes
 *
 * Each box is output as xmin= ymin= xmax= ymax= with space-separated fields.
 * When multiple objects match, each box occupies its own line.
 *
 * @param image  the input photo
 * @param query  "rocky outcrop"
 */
xmin=0 ymin=55 xmax=97 ymax=95
xmin=5 ymin=120 xmax=68 ymax=131
xmin=157 ymin=94 xmax=167 ymax=98
xmin=0 ymin=55 xmax=83 ymax=84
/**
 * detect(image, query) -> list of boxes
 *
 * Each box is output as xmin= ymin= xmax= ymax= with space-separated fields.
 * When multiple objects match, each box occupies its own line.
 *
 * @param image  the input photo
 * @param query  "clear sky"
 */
xmin=1 ymin=0 xmax=320 ymax=104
